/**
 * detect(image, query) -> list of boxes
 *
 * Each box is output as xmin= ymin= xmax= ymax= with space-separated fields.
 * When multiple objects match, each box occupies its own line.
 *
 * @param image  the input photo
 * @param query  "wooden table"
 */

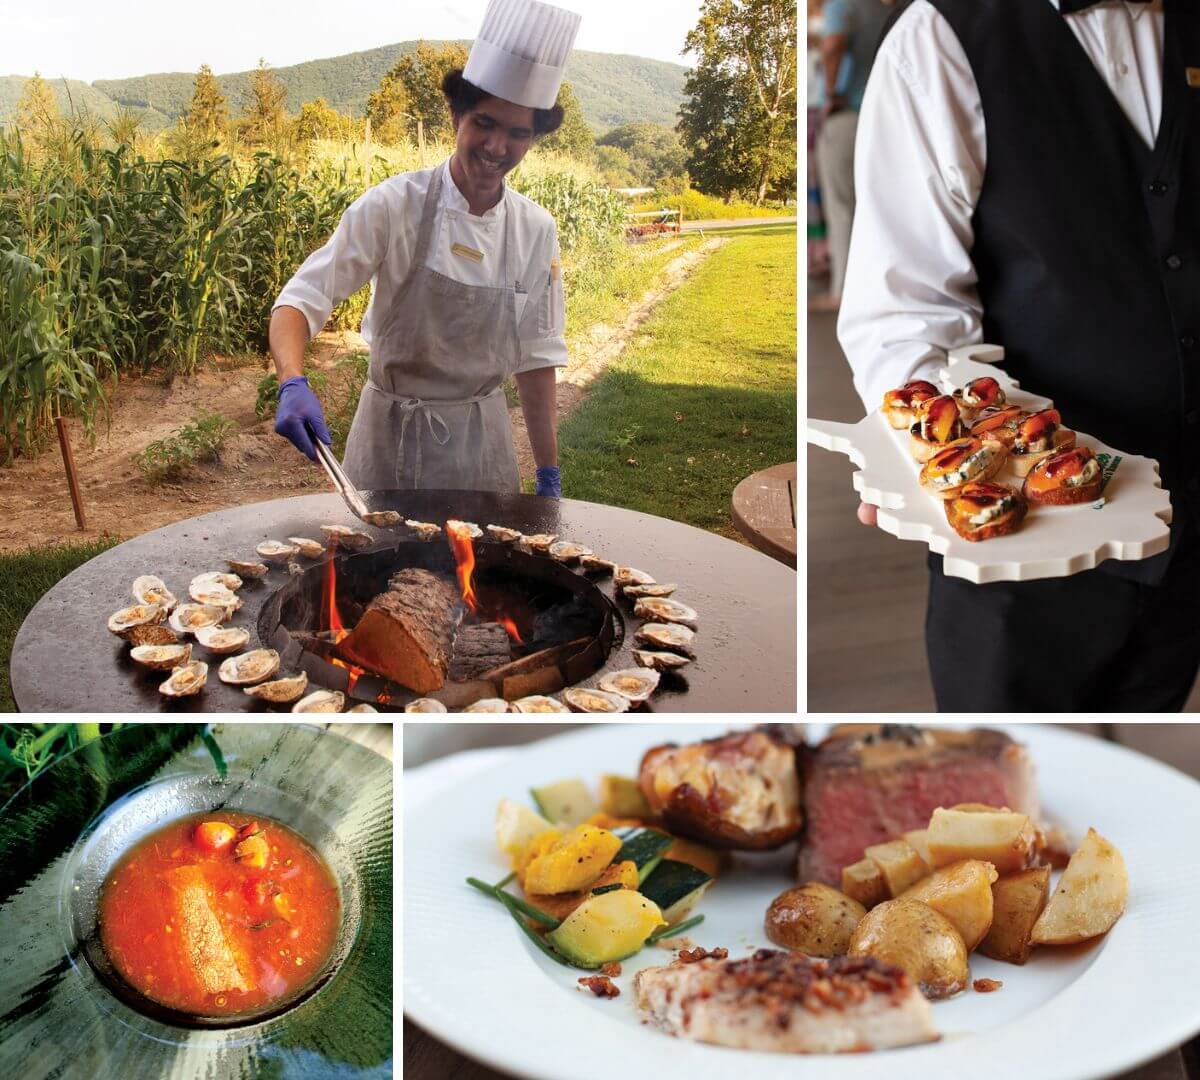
xmin=732 ymin=461 xmax=797 ymax=567
xmin=404 ymin=723 xmax=1200 ymax=1080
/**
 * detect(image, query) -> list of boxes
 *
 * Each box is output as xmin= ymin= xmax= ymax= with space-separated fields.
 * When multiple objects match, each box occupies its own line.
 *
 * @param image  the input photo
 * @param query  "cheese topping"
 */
xmin=1064 ymin=457 xmax=1101 ymax=487
xmin=930 ymin=446 xmax=993 ymax=488
xmin=968 ymin=495 xmax=1015 ymax=527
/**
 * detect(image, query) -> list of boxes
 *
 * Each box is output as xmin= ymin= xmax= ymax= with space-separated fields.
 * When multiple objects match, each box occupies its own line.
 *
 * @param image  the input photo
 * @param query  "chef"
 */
xmin=839 ymin=0 xmax=1200 ymax=710
xmin=269 ymin=0 xmax=581 ymax=499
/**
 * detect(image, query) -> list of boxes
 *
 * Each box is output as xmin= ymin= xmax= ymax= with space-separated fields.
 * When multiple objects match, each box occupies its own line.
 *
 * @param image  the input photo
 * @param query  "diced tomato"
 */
xmin=243 ymin=877 xmax=273 ymax=906
xmin=235 ymin=834 xmax=270 ymax=869
xmin=193 ymin=821 xmax=238 ymax=853
xmin=238 ymin=821 xmax=262 ymax=840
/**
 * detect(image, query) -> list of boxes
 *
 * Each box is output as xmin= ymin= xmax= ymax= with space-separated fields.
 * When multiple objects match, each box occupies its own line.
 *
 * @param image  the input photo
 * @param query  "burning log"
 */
xmin=480 ymin=636 xmax=590 ymax=701
xmin=448 ymin=623 xmax=513 ymax=682
xmin=336 ymin=569 xmax=460 ymax=693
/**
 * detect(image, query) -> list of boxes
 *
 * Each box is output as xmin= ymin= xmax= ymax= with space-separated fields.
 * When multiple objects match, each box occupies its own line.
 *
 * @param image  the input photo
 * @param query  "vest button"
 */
xmin=1148 ymin=181 xmax=1169 ymax=196
xmin=1165 ymin=254 xmax=1183 ymax=271
xmin=1183 ymin=335 xmax=1197 ymax=349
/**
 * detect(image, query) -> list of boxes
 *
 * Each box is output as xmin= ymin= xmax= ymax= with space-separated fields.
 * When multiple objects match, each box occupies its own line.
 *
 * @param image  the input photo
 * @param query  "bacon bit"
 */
xmin=578 ymin=976 xmax=620 ymax=998
xmin=973 ymin=978 xmax=1003 ymax=993
xmin=677 ymin=946 xmax=729 ymax=963
xmin=600 ymin=962 xmax=622 ymax=977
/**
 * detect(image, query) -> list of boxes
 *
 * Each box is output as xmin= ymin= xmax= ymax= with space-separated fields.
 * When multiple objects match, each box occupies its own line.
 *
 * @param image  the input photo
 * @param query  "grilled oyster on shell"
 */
xmin=615 ymin=567 xmax=655 ymax=591
xmin=244 ymin=671 xmax=309 ymax=703
xmin=108 ymin=604 xmax=167 ymax=639
xmin=549 ymin=541 xmax=593 ymax=563
xmin=633 ymin=597 xmax=699 ymax=629
xmin=159 ymin=661 xmax=208 ymax=698
xmin=226 ymin=559 xmax=269 ymax=579
xmin=347 ymin=702 xmax=379 ymax=713
xmin=623 ymin=583 xmax=677 ymax=598
xmin=405 ymin=698 xmax=448 ymax=713
xmin=362 ymin=510 xmax=402 ymax=527
xmin=512 ymin=695 xmax=570 ymax=713
xmin=320 ymin=524 xmax=374 ymax=550
xmin=445 ymin=519 xmax=483 ymax=539
xmin=522 ymin=533 xmax=557 ymax=554
xmin=463 ymin=697 xmax=511 ymax=713
xmin=578 ymin=555 xmax=616 ymax=575
xmin=189 ymin=583 xmax=242 ymax=614
xmin=193 ymin=625 xmax=251 ymax=654
xmin=219 ymin=649 xmax=281 ymax=686
xmin=287 ymin=537 xmax=325 ymax=558
xmin=130 ymin=643 xmax=191 ymax=670
xmin=191 ymin=571 xmax=243 ymax=592
xmin=257 ymin=540 xmax=299 ymax=561
xmin=292 ymin=689 xmax=345 ymax=713
xmin=563 ymin=687 xmax=630 ymax=713
xmin=131 ymin=576 xmax=177 ymax=611
xmin=633 ymin=649 xmax=692 ymax=671
xmin=169 ymin=603 xmax=227 ymax=635
xmin=405 ymin=520 xmax=442 ymax=541
xmin=485 ymin=525 xmax=522 ymax=543
xmin=126 ymin=623 xmax=181 ymax=647
xmin=598 ymin=668 xmax=661 ymax=704
xmin=634 ymin=622 xmax=697 ymax=657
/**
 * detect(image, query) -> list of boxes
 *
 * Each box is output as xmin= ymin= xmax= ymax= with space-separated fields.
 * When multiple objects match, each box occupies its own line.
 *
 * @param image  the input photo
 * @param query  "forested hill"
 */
xmin=0 ymin=44 xmax=687 ymax=135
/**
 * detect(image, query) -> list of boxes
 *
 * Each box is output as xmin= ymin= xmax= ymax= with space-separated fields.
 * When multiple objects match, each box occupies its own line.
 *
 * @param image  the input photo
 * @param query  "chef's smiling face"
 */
xmin=452 ymin=96 xmax=535 ymax=195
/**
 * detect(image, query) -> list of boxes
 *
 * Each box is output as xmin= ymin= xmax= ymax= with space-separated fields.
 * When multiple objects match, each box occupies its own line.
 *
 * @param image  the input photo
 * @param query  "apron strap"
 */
xmin=413 ymin=165 xmax=444 ymax=267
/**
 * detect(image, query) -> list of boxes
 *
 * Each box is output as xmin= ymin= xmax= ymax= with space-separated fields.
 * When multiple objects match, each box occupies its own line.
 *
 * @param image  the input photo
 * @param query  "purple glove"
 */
xmin=275 ymin=375 xmax=331 ymax=461
xmin=535 ymin=465 xmax=561 ymax=498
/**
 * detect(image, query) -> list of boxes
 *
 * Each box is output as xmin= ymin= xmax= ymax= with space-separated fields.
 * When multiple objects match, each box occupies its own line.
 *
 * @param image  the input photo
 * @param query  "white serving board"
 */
xmin=807 ymin=344 xmax=1173 ymax=583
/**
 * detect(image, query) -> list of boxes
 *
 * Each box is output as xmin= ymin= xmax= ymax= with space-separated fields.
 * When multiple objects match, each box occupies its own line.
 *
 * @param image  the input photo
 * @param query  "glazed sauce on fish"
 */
xmin=98 ymin=811 xmax=340 ymax=1017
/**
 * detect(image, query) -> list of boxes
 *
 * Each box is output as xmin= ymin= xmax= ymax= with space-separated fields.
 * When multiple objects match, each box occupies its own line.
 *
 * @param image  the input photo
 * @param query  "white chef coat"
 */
xmin=273 ymin=158 xmax=568 ymax=373
xmin=837 ymin=0 xmax=1165 ymax=411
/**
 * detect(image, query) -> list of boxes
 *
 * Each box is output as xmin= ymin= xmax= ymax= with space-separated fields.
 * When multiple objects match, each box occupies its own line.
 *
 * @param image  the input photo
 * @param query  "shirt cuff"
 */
xmin=516 ymin=335 xmax=568 ymax=373
xmin=272 ymin=281 xmax=334 ymax=341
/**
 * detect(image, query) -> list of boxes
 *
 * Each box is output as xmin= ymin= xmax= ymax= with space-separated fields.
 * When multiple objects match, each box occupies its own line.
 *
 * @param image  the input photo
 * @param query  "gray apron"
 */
xmin=343 ymin=165 xmax=522 ymax=492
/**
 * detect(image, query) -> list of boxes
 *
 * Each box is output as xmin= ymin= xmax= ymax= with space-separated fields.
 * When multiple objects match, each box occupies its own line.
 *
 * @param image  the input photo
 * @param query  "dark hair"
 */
xmin=441 ymin=69 xmax=564 ymax=136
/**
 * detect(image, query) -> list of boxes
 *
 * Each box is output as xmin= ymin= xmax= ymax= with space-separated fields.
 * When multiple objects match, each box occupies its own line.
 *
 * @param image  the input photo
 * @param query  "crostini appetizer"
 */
xmin=919 ymin=437 xmax=1006 ymax=500
xmin=882 ymin=380 xmax=940 ymax=429
xmin=944 ymin=481 xmax=1027 ymax=541
xmin=952 ymin=376 xmax=1006 ymax=422
xmin=968 ymin=404 xmax=1027 ymax=449
xmin=1022 ymin=447 xmax=1102 ymax=505
xmin=1008 ymin=409 xmax=1076 ymax=477
xmin=909 ymin=396 xmax=966 ymax=463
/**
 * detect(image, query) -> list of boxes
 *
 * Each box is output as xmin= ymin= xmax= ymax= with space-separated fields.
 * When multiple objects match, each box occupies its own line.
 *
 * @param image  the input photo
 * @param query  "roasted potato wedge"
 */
xmin=848 ymin=898 xmax=970 ymax=1000
xmin=903 ymin=828 xmax=933 ymax=868
xmin=864 ymin=839 xmax=929 ymax=897
xmin=979 ymin=866 xmax=1051 ymax=964
xmin=927 ymin=807 xmax=1037 ymax=873
xmin=900 ymin=859 xmax=998 ymax=951
xmin=1030 ymin=828 xmax=1127 ymax=945
xmin=765 ymin=883 xmax=866 ymax=956
xmin=841 ymin=857 xmax=889 ymax=909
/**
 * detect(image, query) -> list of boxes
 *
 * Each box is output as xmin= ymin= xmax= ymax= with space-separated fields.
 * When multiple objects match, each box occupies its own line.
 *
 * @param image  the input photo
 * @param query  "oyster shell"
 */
xmin=108 ymin=603 xmax=167 ymax=639
xmin=244 ymin=671 xmax=309 ymax=703
xmin=226 ymin=559 xmax=269 ymax=579
xmin=362 ymin=510 xmax=402 ymax=528
xmin=169 ymin=603 xmax=227 ymax=635
xmin=511 ymin=695 xmax=570 ymax=713
xmin=615 ymin=567 xmax=655 ymax=590
xmin=633 ymin=597 xmax=699 ymax=630
xmin=405 ymin=520 xmax=442 ymax=541
xmin=578 ymin=555 xmax=616 ymax=575
xmin=633 ymin=649 xmax=692 ymax=672
xmin=320 ymin=524 xmax=374 ymax=550
xmin=463 ymin=697 xmax=511 ymax=713
xmin=191 ymin=571 xmax=243 ymax=592
xmin=563 ymin=687 xmax=630 ymax=713
xmin=288 ymin=536 xmax=326 ymax=559
xmin=522 ymin=533 xmax=557 ymax=554
xmin=445 ymin=519 xmax=483 ymax=539
xmin=130 ymin=643 xmax=191 ymax=671
xmin=485 ymin=525 xmax=522 ymax=543
xmin=405 ymin=698 xmax=448 ymax=713
xmin=598 ymin=668 xmax=661 ymax=704
xmin=549 ymin=541 xmax=593 ymax=564
xmin=292 ymin=689 xmax=345 ymax=713
xmin=189 ymin=582 xmax=242 ymax=614
xmin=193 ymin=625 xmax=251 ymax=654
xmin=347 ymin=703 xmax=379 ymax=713
xmin=219 ymin=649 xmax=281 ymax=686
xmin=131 ymin=575 xmax=177 ymax=611
xmin=623 ymin=583 xmax=677 ymax=598
xmin=257 ymin=540 xmax=299 ymax=561
xmin=634 ymin=622 xmax=697 ymax=657
xmin=159 ymin=661 xmax=208 ymax=698
xmin=126 ymin=623 xmax=181 ymax=647
xmin=287 ymin=560 xmax=304 ymax=576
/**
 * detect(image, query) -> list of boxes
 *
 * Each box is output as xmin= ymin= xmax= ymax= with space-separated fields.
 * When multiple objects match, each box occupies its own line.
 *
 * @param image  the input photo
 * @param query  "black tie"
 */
xmin=1059 ymin=0 xmax=1151 ymax=12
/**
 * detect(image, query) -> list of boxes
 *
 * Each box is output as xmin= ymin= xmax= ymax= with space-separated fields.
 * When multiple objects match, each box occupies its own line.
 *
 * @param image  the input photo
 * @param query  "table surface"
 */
xmin=732 ymin=461 xmax=797 ymax=567
xmin=404 ymin=723 xmax=1200 ymax=1080
xmin=12 ymin=490 xmax=796 ymax=712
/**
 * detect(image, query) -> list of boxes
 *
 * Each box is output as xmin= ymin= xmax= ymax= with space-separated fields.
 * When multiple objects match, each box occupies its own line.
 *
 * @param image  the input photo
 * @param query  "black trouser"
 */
xmin=925 ymin=543 xmax=1200 ymax=712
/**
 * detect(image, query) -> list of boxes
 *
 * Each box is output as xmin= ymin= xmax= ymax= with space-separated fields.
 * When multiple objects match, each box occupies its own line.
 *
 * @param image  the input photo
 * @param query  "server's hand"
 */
xmin=275 ymin=376 xmax=332 ymax=461
xmin=857 ymin=501 xmax=878 ymax=526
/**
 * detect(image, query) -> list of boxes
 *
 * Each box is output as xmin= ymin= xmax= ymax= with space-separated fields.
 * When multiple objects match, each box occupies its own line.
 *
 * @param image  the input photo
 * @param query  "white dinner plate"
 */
xmin=403 ymin=723 xmax=1200 ymax=1080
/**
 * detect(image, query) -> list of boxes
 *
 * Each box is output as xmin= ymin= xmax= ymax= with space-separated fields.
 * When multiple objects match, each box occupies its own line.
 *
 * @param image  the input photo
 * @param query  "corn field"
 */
xmin=0 ymin=127 xmax=625 ymax=460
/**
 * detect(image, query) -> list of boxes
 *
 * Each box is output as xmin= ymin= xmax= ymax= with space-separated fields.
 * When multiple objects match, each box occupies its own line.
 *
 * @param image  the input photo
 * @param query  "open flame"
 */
xmin=446 ymin=521 xmax=523 ymax=644
xmin=321 ymin=548 xmax=363 ymax=694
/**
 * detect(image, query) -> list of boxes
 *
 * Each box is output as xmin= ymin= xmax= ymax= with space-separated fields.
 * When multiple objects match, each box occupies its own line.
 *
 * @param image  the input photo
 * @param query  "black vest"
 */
xmin=886 ymin=0 xmax=1200 ymax=582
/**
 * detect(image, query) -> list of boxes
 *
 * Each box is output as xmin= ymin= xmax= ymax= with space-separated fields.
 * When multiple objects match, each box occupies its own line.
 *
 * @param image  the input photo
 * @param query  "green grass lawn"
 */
xmin=559 ymin=224 xmax=796 ymax=536
xmin=0 ymin=539 xmax=121 ymax=711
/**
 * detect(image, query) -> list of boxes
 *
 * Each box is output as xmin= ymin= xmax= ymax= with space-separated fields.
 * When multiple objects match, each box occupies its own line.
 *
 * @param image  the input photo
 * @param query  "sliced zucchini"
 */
xmin=598 ymin=774 xmax=652 ymax=818
xmin=613 ymin=827 xmax=674 ymax=882
xmin=546 ymin=889 xmax=666 ymax=967
xmin=530 ymin=778 xmax=598 ymax=826
xmin=639 ymin=859 xmax=714 ymax=925
xmin=495 ymin=798 xmax=553 ymax=860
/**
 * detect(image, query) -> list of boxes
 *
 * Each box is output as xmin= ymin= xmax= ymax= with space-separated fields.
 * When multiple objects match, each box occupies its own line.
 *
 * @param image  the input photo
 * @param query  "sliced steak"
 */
xmin=798 ymin=724 xmax=1039 ymax=885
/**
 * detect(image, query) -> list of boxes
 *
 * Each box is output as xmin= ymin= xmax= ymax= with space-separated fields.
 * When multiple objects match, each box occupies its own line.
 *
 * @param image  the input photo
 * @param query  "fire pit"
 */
xmin=11 ymin=490 xmax=796 ymax=712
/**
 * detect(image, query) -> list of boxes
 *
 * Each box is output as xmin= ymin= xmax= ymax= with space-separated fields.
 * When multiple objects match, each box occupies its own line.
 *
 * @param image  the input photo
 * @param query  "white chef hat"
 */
xmin=463 ymin=0 xmax=582 ymax=110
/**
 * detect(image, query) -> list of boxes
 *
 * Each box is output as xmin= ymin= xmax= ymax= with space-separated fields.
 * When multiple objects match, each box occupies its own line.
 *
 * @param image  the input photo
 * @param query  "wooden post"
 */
xmin=54 ymin=417 xmax=87 ymax=530
xmin=417 ymin=118 xmax=426 ymax=166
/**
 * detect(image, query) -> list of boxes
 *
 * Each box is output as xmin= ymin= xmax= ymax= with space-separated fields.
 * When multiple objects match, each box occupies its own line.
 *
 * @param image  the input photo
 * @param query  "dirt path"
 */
xmin=0 ymin=240 xmax=726 ymax=554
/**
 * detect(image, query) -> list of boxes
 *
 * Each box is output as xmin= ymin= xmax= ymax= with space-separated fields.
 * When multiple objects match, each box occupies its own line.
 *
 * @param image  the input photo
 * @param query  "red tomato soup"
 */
xmin=98 ymin=811 xmax=340 ymax=1017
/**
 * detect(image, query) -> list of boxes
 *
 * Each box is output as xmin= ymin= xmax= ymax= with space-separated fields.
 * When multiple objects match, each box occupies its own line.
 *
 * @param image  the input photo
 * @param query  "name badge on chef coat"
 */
xmin=1188 ymin=68 xmax=1200 ymax=89
xmin=451 ymin=242 xmax=484 ymax=263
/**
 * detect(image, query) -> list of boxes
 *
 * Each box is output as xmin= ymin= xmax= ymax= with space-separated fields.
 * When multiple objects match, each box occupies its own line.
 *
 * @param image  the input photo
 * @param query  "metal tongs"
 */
xmin=307 ymin=422 xmax=370 ymax=521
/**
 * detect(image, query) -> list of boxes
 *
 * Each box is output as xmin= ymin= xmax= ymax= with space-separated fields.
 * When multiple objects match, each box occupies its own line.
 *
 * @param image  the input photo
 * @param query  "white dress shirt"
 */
xmin=273 ymin=159 xmax=568 ymax=373
xmin=837 ymin=0 xmax=1165 ymax=411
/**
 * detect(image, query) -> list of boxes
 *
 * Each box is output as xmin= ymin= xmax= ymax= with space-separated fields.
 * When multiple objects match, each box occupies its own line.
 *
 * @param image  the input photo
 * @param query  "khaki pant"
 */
xmin=815 ymin=111 xmax=858 ymax=298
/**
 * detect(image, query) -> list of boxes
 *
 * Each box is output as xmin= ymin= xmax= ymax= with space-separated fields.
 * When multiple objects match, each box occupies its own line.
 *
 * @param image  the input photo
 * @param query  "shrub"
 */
xmin=135 ymin=410 xmax=236 ymax=480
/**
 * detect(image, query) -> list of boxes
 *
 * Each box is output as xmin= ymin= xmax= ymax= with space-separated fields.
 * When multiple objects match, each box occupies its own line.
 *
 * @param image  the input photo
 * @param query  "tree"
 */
xmin=367 ymin=41 xmax=467 ymax=145
xmin=595 ymin=145 xmax=637 ymax=187
xmin=186 ymin=64 xmax=228 ymax=137
xmin=241 ymin=58 xmax=288 ymax=145
xmin=598 ymin=122 xmax=688 ymax=185
xmin=678 ymin=0 xmax=797 ymax=203
xmin=536 ymin=82 xmax=594 ymax=161
xmin=14 ymin=73 xmax=61 ymax=147
xmin=294 ymin=97 xmax=359 ymax=143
